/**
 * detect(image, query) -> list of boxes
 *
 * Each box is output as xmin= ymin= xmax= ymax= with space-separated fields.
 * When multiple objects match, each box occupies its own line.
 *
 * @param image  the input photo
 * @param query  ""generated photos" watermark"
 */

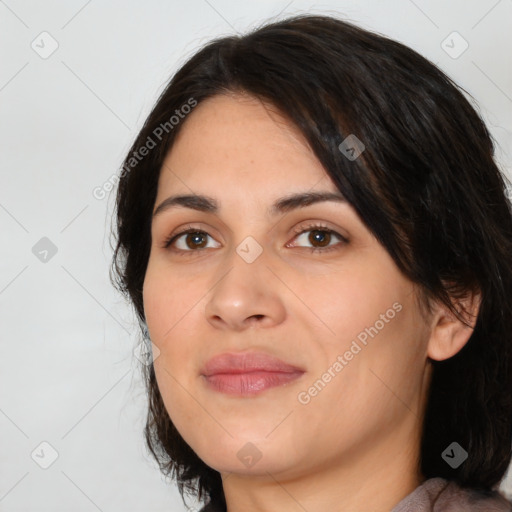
xmin=297 ymin=301 xmax=403 ymax=405
xmin=92 ymin=97 xmax=197 ymax=200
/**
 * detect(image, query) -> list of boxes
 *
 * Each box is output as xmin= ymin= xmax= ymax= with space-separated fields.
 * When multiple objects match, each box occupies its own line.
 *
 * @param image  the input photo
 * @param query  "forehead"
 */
xmin=156 ymin=93 xmax=336 ymax=198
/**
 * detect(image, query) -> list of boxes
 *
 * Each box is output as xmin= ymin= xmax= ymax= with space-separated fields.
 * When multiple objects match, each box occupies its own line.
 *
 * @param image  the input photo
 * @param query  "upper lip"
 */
xmin=201 ymin=351 xmax=304 ymax=376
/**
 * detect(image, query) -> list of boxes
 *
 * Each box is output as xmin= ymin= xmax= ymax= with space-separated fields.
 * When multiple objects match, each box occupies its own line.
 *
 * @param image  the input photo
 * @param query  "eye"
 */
xmin=162 ymin=225 xmax=220 ymax=253
xmin=288 ymin=223 xmax=348 ymax=254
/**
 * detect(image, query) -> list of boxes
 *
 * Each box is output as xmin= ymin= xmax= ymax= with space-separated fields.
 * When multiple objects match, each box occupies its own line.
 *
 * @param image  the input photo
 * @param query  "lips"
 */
xmin=201 ymin=351 xmax=305 ymax=396
xmin=202 ymin=351 xmax=303 ymax=375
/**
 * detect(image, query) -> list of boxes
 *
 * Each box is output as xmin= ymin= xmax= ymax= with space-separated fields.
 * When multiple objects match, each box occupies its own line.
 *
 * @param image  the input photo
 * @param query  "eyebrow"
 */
xmin=152 ymin=191 xmax=346 ymax=218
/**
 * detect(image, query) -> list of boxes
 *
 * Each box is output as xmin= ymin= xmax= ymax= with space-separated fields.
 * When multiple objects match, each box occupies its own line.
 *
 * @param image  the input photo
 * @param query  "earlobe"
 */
xmin=426 ymin=290 xmax=481 ymax=362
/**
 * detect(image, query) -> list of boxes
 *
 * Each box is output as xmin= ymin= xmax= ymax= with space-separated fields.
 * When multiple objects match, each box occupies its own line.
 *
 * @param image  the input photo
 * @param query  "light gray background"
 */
xmin=1 ymin=1 xmax=511 ymax=511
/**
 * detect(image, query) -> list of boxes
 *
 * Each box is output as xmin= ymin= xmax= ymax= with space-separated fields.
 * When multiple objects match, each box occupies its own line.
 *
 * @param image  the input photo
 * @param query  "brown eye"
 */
xmin=163 ymin=229 xmax=221 ymax=252
xmin=183 ymin=232 xmax=208 ymax=249
xmin=308 ymin=230 xmax=332 ymax=247
xmin=290 ymin=224 xmax=348 ymax=254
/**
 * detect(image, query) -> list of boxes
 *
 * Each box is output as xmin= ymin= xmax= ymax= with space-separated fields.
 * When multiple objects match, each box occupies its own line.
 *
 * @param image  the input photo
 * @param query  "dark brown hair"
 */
xmin=110 ymin=14 xmax=512 ymax=510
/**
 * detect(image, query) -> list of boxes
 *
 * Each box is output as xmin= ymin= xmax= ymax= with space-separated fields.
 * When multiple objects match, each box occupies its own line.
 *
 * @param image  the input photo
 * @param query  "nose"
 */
xmin=204 ymin=250 xmax=286 ymax=332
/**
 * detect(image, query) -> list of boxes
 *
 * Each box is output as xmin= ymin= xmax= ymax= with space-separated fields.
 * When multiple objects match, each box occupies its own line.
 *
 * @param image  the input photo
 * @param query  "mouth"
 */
xmin=201 ymin=351 xmax=305 ymax=396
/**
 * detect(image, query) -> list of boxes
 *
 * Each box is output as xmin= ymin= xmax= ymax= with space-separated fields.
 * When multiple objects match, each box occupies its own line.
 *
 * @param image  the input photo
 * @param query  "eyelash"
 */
xmin=162 ymin=222 xmax=348 ymax=256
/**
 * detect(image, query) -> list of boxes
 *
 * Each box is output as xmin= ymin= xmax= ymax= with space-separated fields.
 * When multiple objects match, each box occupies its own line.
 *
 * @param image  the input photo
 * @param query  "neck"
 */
xmin=220 ymin=416 xmax=424 ymax=512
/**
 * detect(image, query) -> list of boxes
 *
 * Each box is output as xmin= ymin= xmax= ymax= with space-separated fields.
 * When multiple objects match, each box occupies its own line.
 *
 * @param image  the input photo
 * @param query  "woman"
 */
xmin=110 ymin=14 xmax=512 ymax=512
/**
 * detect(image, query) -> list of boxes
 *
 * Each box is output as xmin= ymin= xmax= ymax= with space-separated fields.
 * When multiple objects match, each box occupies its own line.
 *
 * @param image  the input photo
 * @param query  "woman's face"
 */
xmin=143 ymin=93 xmax=433 ymax=479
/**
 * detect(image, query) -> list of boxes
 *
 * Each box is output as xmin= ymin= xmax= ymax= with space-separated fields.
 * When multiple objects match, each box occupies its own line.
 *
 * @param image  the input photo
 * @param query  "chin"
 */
xmin=191 ymin=434 xmax=296 ymax=476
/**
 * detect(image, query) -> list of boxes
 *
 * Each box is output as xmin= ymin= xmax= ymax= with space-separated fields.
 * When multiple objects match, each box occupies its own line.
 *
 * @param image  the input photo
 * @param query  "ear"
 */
xmin=427 ymin=289 xmax=482 ymax=361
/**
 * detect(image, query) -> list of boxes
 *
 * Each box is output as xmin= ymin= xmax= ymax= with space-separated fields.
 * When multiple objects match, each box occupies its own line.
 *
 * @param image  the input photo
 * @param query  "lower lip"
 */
xmin=203 ymin=371 xmax=303 ymax=396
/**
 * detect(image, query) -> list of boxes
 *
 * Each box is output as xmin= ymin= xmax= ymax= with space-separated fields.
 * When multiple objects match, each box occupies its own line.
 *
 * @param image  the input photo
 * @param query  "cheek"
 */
xmin=143 ymin=263 xmax=196 ymax=342
xmin=303 ymin=305 xmax=424 ymax=440
xmin=304 ymin=265 xmax=406 ymax=349
xmin=143 ymin=269 xmax=203 ymax=431
xmin=142 ymin=263 xmax=208 ymax=386
xmin=304 ymin=265 xmax=423 ymax=398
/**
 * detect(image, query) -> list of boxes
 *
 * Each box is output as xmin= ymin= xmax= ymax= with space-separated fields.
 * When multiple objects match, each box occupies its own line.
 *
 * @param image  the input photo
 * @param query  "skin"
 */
xmin=142 ymin=93 xmax=479 ymax=512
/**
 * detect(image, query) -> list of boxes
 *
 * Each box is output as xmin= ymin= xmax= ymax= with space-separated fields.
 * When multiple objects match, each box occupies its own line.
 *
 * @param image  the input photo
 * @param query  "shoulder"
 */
xmin=392 ymin=477 xmax=512 ymax=512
